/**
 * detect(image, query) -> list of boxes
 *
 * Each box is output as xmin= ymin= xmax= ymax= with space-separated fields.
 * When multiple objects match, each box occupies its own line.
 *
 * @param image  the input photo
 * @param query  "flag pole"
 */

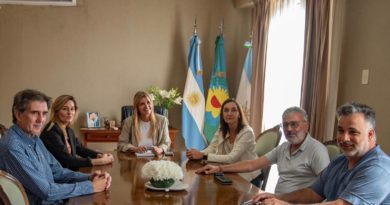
xmin=193 ymin=17 xmax=198 ymax=35
xmin=244 ymin=31 xmax=253 ymax=48
xmin=219 ymin=18 xmax=224 ymax=36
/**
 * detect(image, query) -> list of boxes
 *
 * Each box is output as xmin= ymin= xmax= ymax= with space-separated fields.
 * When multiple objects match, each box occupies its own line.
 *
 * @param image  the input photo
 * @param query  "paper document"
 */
xmin=135 ymin=150 xmax=155 ymax=157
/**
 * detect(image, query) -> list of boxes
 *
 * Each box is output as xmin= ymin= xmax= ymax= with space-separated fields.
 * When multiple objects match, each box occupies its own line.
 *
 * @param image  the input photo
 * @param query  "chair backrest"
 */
xmin=254 ymin=124 xmax=282 ymax=190
xmin=121 ymin=105 xmax=167 ymax=123
xmin=153 ymin=106 xmax=168 ymax=117
xmin=326 ymin=144 xmax=341 ymax=161
xmin=255 ymin=125 xmax=282 ymax=157
xmin=0 ymin=170 xmax=29 ymax=205
xmin=0 ymin=124 xmax=8 ymax=139
xmin=0 ymin=186 xmax=11 ymax=205
xmin=121 ymin=105 xmax=134 ymax=122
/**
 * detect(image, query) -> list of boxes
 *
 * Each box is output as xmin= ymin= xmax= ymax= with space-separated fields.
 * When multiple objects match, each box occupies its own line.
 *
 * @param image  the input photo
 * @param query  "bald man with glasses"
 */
xmin=196 ymin=106 xmax=330 ymax=194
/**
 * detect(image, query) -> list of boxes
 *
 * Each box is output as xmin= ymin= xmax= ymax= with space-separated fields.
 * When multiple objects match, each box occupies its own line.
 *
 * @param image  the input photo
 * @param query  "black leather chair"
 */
xmin=121 ymin=105 xmax=167 ymax=123
xmin=121 ymin=105 xmax=133 ymax=123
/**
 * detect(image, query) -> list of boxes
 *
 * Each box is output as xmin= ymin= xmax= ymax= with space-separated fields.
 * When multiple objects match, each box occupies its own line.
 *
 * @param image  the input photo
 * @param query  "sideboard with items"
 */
xmin=80 ymin=127 xmax=178 ymax=148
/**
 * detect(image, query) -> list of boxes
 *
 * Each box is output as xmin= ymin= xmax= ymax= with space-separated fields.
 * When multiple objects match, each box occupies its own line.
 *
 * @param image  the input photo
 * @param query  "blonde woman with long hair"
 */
xmin=118 ymin=91 xmax=170 ymax=155
xmin=41 ymin=95 xmax=114 ymax=171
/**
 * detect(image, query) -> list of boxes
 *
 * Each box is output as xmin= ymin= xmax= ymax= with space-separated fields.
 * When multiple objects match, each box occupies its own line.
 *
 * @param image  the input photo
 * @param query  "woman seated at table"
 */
xmin=40 ymin=95 xmax=114 ymax=171
xmin=186 ymin=98 xmax=260 ymax=183
xmin=117 ymin=91 xmax=170 ymax=155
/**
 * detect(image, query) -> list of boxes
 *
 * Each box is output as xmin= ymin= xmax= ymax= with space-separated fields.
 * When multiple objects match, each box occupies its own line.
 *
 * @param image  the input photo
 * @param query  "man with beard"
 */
xmin=250 ymin=103 xmax=390 ymax=205
xmin=196 ymin=107 xmax=330 ymax=194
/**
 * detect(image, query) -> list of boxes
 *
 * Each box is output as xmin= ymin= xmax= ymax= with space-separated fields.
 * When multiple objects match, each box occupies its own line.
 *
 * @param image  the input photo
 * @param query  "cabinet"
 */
xmin=80 ymin=128 xmax=121 ymax=146
xmin=168 ymin=127 xmax=178 ymax=148
xmin=80 ymin=127 xmax=179 ymax=148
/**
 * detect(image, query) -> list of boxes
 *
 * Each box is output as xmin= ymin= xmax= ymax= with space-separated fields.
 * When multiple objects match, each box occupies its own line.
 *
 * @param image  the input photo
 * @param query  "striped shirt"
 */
xmin=0 ymin=125 xmax=94 ymax=205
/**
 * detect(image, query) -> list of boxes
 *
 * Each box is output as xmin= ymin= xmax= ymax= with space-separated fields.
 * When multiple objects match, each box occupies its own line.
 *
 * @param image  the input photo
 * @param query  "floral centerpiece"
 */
xmin=147 ymin=86 xmax=183 ymax=111
xmin=141 ymin=160 xmax=184 ymax=188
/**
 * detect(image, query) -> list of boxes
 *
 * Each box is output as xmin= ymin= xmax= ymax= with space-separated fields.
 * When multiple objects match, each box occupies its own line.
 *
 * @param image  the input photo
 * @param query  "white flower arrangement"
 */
xmin=148 ymin=86 xmax=183 ymax=110
xmin=141 ymin=160 xmax=183 ymax=181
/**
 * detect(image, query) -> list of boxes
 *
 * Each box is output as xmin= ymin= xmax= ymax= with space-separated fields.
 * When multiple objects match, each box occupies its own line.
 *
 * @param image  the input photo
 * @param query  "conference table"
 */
xmin=68 ymin=151 xmax=262 ymax=205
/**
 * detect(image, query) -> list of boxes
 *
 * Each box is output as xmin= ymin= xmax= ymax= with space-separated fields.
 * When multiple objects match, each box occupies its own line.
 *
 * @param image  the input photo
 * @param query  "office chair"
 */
xmin=326 ymin=144 xmax=341 ymax=161
xmin=254 ymin=124 xmax=282 ymax=190
xmin=0 ymin=170 xmax=29 ymax=205
xmin=0 ymin=186 xmax=11 ymax=205
xmin=0 ymin=124 xmax=7 ymax=139
xmin=121 ymin=105 xmax=167 ymax=123
xmin=324 ymin=139 xmax=341 ymax=161
xmin=121 ymin=105 xmax=134 ymax=123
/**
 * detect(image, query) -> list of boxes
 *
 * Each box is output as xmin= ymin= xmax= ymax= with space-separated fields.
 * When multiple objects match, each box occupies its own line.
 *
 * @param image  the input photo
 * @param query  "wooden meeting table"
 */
xmin=68 ymin=151 xmax=262 ymax=205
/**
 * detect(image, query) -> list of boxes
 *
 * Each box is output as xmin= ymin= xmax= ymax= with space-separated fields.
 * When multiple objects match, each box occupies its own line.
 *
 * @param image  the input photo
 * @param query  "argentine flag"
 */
xmin=182 ymin=35 xmax=208 ymax=150
xmin=236 ymin=41 xmax=252 ymax=119
xmin=204 ymin=34 xmax=229 ymax=143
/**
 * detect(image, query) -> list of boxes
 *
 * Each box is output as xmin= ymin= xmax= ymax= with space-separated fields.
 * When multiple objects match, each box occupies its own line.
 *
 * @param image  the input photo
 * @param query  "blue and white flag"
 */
xmin=182 ymin=35 xmax=208 ymax=150
xmin=236 ymin=41 xmax=252 ymax=119
xmin=204 ymin=34 xmax=229 ymax=143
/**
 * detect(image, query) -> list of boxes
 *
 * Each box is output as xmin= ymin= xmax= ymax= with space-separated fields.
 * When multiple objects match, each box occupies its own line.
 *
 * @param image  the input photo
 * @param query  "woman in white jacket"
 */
xmin=117 ymin=91 xmax=170 ymax=155
xmin=186 ymin=98 xmax=260 ymax=182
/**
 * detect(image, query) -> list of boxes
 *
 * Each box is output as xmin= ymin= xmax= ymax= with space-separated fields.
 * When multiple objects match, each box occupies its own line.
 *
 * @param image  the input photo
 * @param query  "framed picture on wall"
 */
xmin=86 ymin=112 xmax=100 ymax=128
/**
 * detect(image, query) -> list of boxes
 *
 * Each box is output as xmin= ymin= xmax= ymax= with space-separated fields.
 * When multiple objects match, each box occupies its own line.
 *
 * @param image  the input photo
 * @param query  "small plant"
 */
xmin=148 ymin=86 xmax=183 ymax=110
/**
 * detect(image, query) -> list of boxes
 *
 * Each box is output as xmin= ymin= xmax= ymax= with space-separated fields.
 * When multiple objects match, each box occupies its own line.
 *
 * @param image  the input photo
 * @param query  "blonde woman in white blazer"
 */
xmin=118 ymin=91 xmax=170 ymax=155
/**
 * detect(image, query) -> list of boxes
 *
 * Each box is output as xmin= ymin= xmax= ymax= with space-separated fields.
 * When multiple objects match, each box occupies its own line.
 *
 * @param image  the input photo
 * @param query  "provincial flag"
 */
xmin=204 ymin=34 xmax=229 ymax=143
xmin=182 ymin=34 xmax=208 ymax=150
xmin=236 ymin=41 xmax=253 ymax=120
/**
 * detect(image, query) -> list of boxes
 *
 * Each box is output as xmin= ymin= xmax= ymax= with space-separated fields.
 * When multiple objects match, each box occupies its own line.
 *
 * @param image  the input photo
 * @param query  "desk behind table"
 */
xmin=68 ymin=151 xmax=261 ymax=205
xmin=80 ymin=127 xmax=178 ymax=148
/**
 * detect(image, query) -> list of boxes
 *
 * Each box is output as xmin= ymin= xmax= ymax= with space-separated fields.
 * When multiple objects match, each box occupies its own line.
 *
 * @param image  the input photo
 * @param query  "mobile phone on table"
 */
xmin=214 ymin=172 xmax=224 ymax=176
xmin=165 ymin=151 xmax=174 ymax=156
xmin=214 ymin=172 xmax=232 ymax=185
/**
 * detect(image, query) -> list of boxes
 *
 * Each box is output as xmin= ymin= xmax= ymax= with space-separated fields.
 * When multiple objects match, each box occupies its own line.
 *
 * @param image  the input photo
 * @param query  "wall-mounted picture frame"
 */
xmin=86 ymin=112 xmax=100 ymax=128
xmin=0 ymin=0 xmax=76 ymax=6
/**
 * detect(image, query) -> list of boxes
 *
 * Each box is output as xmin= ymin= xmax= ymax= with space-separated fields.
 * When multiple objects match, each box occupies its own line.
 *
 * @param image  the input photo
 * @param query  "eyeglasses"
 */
xmin=282 ymin=121 xmax=305 ymax=129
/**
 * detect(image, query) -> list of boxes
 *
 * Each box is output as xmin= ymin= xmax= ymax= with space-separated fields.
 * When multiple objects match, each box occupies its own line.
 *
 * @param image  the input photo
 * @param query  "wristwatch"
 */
xmin=203 ymin=154 xmax=208 ymax=160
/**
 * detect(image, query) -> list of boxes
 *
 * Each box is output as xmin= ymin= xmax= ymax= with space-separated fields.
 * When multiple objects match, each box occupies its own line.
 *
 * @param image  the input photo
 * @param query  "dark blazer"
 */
xmin=40 ymin=122 xmax=100 ymax=171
